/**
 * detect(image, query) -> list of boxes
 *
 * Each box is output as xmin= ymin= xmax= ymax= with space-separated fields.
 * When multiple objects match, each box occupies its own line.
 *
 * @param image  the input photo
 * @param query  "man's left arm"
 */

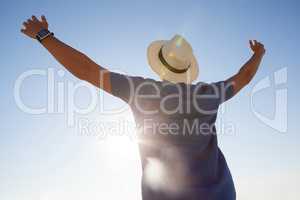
xmin=226 ymin=40 xmax=266 ymax=96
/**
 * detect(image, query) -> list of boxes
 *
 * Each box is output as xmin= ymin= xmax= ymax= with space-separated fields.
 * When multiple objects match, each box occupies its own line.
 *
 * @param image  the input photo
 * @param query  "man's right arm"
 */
xmin=21 ymin=15 xmax=112 ymax=93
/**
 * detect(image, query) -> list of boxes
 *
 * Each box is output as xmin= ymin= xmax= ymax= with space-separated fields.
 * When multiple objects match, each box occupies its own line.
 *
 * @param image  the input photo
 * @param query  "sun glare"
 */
xmin=105 ymin=136 xmax=138 ymax=158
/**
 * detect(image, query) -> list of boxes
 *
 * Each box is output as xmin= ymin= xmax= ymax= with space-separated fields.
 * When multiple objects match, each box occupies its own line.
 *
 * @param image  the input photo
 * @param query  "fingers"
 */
xmin=21 ymin=15 xmax=47 ymax=30
xmin=250 ymin=39 xmax=264 ymax=47
xmin=254 ymin=40 xmax=258 ymax=46
xmin=20 ymin=28 xmax=28 ymax=34
xmin=22 ymin=21 xmax=28 ymax=28
xmin=23 ymin=18 xmax=33 ymax=27
xmin=27 ymin=19 xmax=33 ymax=24
xmin=258 ymin=41 xmax=264 ymax=47
xmin=249 ymin=39 xmax=266 ymax=55
xmin=255 ymin=41 xmax=264 ymax=48
xmin=22 ymin=15 xmax=46 ymax=27
xmin=32 ymin=15 xmax=38 ymax=22
xmin=41 ymin=15 xmax=47 ymax=23
xmin=249 ymin=40 xmax=254 ymax=48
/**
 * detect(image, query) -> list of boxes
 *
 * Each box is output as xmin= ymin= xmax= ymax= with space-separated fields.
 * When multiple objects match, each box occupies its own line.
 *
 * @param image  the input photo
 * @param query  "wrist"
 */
xmin=36 ymin=29 xmax=54 ymax=43
xmin=40 ymin=33 xmax=54 ymax=45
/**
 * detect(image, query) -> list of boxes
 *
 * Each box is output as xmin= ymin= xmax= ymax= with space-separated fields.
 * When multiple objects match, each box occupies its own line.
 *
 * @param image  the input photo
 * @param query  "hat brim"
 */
xmin=147 ymin=40 xmax=199 ymax=84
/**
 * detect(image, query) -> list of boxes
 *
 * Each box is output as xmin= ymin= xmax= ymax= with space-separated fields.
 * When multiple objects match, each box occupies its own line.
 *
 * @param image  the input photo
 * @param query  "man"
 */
xmin=21 ymin=15 xmax=265 ymax=200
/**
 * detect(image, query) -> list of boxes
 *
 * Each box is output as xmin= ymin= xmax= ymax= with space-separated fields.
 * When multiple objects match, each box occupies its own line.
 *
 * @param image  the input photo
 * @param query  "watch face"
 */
xmin=38 ymin=29 xmax=50 ymax=38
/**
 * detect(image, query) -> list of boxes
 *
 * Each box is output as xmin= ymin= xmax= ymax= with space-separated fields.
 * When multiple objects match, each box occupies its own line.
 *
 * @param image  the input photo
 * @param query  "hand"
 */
xmin=21 ymin=15 xmax=49 ymax=39
xmin=249 ymin=40 xmax=266 ymax=56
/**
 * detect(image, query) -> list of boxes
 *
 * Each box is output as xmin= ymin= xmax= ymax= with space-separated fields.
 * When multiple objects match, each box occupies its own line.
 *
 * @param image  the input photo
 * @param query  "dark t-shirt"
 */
xmin=110 ymin=72 xmax=236 ymax=200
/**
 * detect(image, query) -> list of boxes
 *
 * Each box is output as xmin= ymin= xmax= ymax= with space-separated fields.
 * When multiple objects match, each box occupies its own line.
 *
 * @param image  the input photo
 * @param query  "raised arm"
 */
xmin=227 ymin=40 xmax=266 ymax=95
xmin=21 ymin=15 xmax=112 ymax=93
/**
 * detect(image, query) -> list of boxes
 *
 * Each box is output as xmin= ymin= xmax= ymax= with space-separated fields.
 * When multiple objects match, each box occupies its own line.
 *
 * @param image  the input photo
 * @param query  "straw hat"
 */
xmin=147 ymin=34 xmax=199 ymax=83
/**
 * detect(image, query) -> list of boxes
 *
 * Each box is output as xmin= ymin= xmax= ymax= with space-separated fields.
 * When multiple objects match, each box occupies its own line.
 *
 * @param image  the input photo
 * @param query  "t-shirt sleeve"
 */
xmin=109 ymin=72 xmax=144 ymax=104
xmin=211 ymin=80 xmax=234 ymax=104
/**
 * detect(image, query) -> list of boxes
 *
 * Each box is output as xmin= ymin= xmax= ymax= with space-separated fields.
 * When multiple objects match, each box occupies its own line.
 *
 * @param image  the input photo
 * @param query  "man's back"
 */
xmin=110 ymin=73 xmax=236 ymax=200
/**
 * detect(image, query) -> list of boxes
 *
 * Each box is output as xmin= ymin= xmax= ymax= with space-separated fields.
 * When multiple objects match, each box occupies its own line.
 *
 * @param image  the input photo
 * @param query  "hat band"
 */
xmin=158 ymin=47 xmax=190 ymax=74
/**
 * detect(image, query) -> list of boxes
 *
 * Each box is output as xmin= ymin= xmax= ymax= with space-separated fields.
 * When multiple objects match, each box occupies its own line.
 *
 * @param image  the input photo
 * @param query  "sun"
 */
xmin=105 ymin=135 xmax=139 ymax=159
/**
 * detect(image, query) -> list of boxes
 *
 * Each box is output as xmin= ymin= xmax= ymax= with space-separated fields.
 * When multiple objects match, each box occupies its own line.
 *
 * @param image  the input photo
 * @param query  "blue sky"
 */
xmin=0 ymin=0 xmax=299 ymax=199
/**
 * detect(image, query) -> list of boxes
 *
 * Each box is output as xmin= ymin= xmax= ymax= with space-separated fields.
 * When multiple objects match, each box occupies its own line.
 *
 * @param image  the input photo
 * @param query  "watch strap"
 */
xmin=36 ymin=29 xmax=54 ymax=42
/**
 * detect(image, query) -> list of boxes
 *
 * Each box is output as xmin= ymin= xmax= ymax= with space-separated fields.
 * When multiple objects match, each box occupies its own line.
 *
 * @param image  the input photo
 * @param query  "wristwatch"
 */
xmin=36 ymin=29 xmax=54 ymax=42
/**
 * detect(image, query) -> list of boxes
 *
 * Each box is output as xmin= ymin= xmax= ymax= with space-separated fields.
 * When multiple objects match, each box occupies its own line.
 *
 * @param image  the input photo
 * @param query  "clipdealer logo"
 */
xmin=251 ymin=67 xmax=288 ymax=133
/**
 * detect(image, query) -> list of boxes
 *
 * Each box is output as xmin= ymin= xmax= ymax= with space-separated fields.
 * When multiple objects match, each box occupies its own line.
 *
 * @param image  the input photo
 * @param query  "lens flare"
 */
xmin=144 ymin=158 xmax=166 ymax=191
xmin=143 ymin=147 xmax=189 ymax=197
